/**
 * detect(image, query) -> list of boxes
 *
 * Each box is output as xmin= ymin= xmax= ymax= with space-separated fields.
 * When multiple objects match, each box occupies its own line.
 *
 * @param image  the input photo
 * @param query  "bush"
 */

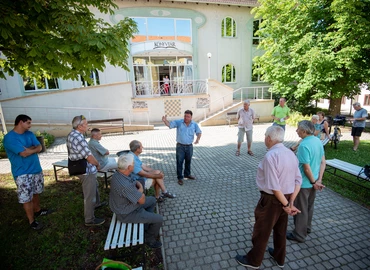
xmin=286 ymin=111 xmax=311 ymax=127
xmin=0 ymin=133 xmax=4 ymax=152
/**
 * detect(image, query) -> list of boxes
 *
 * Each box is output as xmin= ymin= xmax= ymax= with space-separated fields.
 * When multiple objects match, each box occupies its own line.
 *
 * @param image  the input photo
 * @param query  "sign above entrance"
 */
xmin=131 ymin=41 xmax=193 ymax=56
xmin=154 ymin=42 xmax=177 ymax=49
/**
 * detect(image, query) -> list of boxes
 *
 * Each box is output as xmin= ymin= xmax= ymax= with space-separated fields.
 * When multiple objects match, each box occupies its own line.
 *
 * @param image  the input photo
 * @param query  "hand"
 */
xmin=313 ymin=182 xmax=325 ymax=191
xmin=194 ymin=140 xmax=199 ymax=144
xmin=162 ymin=115 xmax=167 ymax=122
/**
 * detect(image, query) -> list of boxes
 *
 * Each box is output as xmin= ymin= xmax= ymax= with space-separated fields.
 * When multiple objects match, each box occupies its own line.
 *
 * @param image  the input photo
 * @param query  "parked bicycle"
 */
xmin=331 ymin=116 xmax=346 ymax=149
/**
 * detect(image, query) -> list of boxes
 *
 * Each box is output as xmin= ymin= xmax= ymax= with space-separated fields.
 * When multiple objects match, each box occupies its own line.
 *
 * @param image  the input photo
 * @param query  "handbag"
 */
xmin=95 ymin=258 xmax=132 ymax=270
xmin=68 ymin=158 xmax=87 ymax=176
xmin=357 ymin=164 xmax=370 ymax=181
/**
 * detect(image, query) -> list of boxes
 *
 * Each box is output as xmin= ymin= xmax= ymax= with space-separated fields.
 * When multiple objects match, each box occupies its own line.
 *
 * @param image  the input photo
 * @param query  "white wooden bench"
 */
xmin=52 ymin=159 xmax=113 ymax=188
xmin=104 ymin=213 xmax=144 ymax=250
xmin=325 ymin=159 xmax=369 ymax=190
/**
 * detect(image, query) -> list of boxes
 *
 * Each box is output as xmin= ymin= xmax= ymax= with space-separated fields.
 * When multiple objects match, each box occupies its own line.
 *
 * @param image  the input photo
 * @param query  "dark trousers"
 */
xmin=293 ymin=188 xmax=316 ymax=242
xmin=117 ymin=196 xmax=163 ymax=244
xmin=246 ymin=192 xmax=290 ymax=266
xmin=176 ymin=143 xmax=193 ymax=179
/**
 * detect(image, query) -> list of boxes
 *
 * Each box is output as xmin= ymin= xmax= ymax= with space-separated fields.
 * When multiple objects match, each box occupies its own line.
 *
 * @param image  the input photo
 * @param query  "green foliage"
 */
xmin=0 ymin=0 xmax=137 ymax=81
xmin=34 ymin=130 xmax=55 ymax=148
xmin=286 ymin=111 xmax=311 ymax=127
xmin=252 ymin=0 xmax=370 ymax=115
xmin=0 ymin=133 xmax=4 ymax=152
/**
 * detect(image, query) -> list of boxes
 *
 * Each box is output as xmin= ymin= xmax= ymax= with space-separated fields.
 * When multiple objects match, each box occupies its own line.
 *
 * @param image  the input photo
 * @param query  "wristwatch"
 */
xmin=283 ymin=202 xmax=290 ymax=208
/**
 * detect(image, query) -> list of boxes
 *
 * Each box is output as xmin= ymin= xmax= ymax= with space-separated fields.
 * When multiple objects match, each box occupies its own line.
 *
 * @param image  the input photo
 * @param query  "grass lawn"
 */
xmin=323 ymin=139 xmax=370 ymax=208
xmin=0 ymin=171 xmax=163 ymax=269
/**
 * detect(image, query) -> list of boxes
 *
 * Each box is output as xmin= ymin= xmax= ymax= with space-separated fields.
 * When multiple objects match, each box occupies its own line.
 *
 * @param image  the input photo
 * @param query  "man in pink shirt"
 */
xmin=235 ymin=125 xmax=302 ymax=269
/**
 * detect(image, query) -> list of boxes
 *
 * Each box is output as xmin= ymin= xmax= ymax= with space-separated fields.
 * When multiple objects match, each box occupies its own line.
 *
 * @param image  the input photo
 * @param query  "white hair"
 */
xmin=243 ymin=99 xmax=251 ymax=105
xmin=117 ymin=153 xmax=134 ymax=170
xmin=312 ymin=115 xmax=319 ymax=121
xmin=265 ymin=126 xmax=285 ymax=142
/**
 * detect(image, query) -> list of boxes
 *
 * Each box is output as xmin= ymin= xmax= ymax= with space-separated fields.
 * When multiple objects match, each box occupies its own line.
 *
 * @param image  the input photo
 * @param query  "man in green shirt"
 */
xmin=271 ymin=97 xmax=290 ymax=130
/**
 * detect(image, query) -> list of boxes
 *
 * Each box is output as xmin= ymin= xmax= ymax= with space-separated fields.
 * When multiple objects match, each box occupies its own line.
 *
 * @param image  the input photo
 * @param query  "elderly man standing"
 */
xmin=129 ymin=140 xmax=175 ymax=203
xmin=3 ymin=114 xmax=52 ymax=230
xmin=235 ymin=126 xmax=302 ymax=269
xmin=351 ymin=102 xmax=368 ymax=151
xmin=88 ymin=128 xmax=117 ymax=171
xmin=67 ymin=115 xmax=106 ymax=226
xmin=271 ymin=97 xmax=290 ymax=131
xmin=110 ymin=154 xmax=163 ymax=249
xmin=287 ymin=120 xmax=326 ymax=243
xmin=236 ymin=99 xmax=256 ymax=156
xmin=162 ymin=110 xmax=202 ymax=186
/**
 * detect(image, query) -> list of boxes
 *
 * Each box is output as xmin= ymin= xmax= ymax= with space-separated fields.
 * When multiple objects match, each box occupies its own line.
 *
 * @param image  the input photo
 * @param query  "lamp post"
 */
xmin=207 ymin=52 xmax=212 ymax=79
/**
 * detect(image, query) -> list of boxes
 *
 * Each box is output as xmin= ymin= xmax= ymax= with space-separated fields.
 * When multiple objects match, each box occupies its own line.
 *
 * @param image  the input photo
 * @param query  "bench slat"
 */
xmin=132 ymin=223 xmax=138 ymax=246
xmin=326 ymin=159 xmax=367 ymax=179
xmin=104 ymin=213 xmax=117 ymax=250
xmin=139 ymin=223 xmax=144 ymax=245
xmin=125 ymin=223 xmax=133 ymax=247
xmin=118 ymin=222 xmax=127 ymax=248
xmin=111 ymin=218 xmax=122 ymax=249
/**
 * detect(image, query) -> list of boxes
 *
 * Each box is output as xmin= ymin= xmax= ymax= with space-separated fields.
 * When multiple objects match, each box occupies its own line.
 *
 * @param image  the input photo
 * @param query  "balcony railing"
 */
xmin=133 ymin=79 xmax=208 ymax=97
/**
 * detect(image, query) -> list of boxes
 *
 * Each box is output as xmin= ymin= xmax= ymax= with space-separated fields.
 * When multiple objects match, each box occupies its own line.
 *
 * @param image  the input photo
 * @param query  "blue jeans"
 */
xmin=176 ymin=143 xmax=193 ymax=179
xmin=273 ymin=122 xmax=286 ymax=131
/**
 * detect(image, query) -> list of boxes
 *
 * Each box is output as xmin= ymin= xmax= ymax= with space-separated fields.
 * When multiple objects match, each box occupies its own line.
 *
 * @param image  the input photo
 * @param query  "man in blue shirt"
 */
xmin=3 ymin=114 xmax=52 ymax=230
xmin=162 ymin=110 xmax=202 ymax=185
xmin=351 ymin=102 xmax=368 ymax=151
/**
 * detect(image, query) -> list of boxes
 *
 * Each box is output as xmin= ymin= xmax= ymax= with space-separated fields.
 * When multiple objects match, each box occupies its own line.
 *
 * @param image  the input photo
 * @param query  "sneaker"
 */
xmin=85 ymin=218 xmax=105 ymax=227
xmin=34 ymin=208 xmax=53 ymax=218
xmin=30 ymin=220 xmax=44 ymax=230
xmin=268 ymin=247 xmax=284 ymax=268
xmin=146 ymin=240 xmax=162 ymax=249
xmin=185 ymin=175 xmax=196 ymax=180
xmin=162 ymin=192 xmax=176 ymax=198
xmin=95 ymin=201 xmax=108 ymax=209
xmin=234 ymin=255 xmax=259 ymax=269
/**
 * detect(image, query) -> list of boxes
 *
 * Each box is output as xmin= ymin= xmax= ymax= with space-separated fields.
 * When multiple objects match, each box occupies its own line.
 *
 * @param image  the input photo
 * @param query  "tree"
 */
xmin=0 ymin=0 xmax=137 ymax=81
xmin=253 ymin=0 xmax=370 ymax=115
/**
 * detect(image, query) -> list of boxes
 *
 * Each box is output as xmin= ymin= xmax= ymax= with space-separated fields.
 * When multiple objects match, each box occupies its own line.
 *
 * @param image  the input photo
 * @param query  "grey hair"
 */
xmin=129 ymin=140 xmax=141 ymax=152
xmin=117 ymin=153 xmax=134 ymax=170
xmin=265 ymin=125 xmax=285 ymax=142
xmin=311 ymin=115 xmax=319 ymax=121
xmin=72 ymin=115 xmax=85 ymax=129
xmin=353 ymin=102 xmax=361 ymax=107
xmin=243 ymin=99 xmax=251 ymax=105
xmin=298 ymin=120 xmax=315 ymax=135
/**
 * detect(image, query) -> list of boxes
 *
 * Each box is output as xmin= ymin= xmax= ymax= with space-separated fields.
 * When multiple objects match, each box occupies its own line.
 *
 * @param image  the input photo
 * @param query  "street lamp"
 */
xmin=207 ymin=53 xmax=212 ymax=79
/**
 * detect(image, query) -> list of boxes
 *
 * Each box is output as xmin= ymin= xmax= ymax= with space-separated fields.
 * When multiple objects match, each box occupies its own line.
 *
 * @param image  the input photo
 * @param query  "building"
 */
xmin=0 ymin=0 xmax=275 ymax=136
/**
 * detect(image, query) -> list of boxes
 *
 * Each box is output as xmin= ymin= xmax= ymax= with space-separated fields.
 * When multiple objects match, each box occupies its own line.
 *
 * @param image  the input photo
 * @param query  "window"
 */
xmin=221 ymin=17 xmax=236 ymax=38
xmin=251 ymin=63 xmax=263 ymax=82
xmin=364 ymin=94 xmax=370 ymax=106
xmin=222 ymin=64 xmax=236 ymax=83
xmin=23 ymin=77 xmax=59 ymax=91
xmin=80 ymin=70 xmax=100 ymax=87
xmin=131 ymin=17 xmax=192 ymax=43
xmin=253 ymin=19 xmax=263 ymax=45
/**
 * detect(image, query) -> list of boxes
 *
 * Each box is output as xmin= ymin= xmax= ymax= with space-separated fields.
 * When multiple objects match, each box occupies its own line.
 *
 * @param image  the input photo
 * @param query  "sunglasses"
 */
xmin=77 ymin=115 xmax=86 ymax=126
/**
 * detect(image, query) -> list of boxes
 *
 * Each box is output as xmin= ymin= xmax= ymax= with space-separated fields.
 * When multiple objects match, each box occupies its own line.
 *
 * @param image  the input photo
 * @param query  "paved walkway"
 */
xmin=1 ymin=124 xmax=369 ymax=269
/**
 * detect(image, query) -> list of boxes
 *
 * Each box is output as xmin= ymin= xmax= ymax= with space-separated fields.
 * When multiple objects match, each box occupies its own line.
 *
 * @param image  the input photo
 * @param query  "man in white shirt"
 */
xmin=236 ymin=100 xmax=256 ymax=156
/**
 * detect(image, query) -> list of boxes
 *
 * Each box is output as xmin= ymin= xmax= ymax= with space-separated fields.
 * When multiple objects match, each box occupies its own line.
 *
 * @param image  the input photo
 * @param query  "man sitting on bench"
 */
xmin=110 ymin=154 xmax=163 ymax=249
xmin=88 ymin=128 xmax=117 ymax=171
xmin=129 ymin=140 xmax=176 ymax=203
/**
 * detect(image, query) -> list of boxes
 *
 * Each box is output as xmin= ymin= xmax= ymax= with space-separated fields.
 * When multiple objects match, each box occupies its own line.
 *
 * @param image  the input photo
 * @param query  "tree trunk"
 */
xmin=328 ymin=97 xmax=342 ymax=116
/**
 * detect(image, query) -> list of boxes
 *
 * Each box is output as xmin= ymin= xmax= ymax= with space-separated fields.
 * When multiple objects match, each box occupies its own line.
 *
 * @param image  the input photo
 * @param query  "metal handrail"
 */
xmin=0 ymin=106 xmax=151 ymax=126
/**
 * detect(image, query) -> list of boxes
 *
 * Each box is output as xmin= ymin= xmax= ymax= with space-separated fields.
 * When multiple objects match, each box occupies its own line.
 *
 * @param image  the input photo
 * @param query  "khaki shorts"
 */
xmin=237 ymin=128 xmax=253 ymax=144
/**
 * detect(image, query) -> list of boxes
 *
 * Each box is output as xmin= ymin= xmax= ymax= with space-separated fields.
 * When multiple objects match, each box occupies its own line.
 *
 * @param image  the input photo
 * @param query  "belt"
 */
xmin=260 ymin=191 xmax=274 ymax=196
xmin=260 ymin=190 xmax=292 ymax=201
xmin=177 ymin=143 xmax=192 ymax=146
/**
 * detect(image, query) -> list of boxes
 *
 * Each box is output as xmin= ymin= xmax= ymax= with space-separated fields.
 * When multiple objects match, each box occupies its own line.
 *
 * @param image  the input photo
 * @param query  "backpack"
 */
xmin=357 ymin=165 xmax=370 ymax=181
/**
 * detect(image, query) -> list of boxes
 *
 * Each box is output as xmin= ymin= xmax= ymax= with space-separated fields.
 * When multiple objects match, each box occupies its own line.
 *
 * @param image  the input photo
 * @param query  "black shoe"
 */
xmin=147 ymin=240 xmax=162 ymax=249
xmin=234 ymin=255 xmax=259 ymax=269
xmin=30 ymin=220 xmax=44 ymax=230
xmin=156 ymin=197 xmax=165 ymax=203
xmin=185 ymin=175 xmax=196 ymax=180
xmin=34 ymin=209 xmax=53 ymax=218
xmin=268 ymin=247 xmax=284 ymax=268
xmin=95 ymin=201 xmax=108 ymax=209
xmin=286 ymin=232 xmax=304 ymax=243
xmin=85 ymin=218 xmax=105 ymax=227
xmin=162 ymin=192 xmax=176 ymax=198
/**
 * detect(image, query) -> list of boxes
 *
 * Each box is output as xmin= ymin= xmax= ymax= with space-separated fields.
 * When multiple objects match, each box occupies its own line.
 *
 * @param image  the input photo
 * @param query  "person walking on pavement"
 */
xmin=162 ymin=110 xmax=202 ymax=186
xmin=235 ymin=125 xmax=302 ymax=269
xmin=287 ymin=120 xmax=326 ymax=243
xmin=350 ymin=102 xmax=368 ymax=151
xmin=67 ymin=115 xmax=106 ymax=226
xmin=236 ymin=99 xmax=256 ymax=156
xmin=3 ymin=114 xmax=52 ymax=230
xmin=271 ymin=97 xmax=290 ymax=131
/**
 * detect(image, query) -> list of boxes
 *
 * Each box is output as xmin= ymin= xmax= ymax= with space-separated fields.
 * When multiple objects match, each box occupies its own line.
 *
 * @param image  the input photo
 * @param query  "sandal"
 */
xmin=235 ymin=150 xmax=240 ymax=156
xmin=247 ymin=151 xmax=254 ymax=156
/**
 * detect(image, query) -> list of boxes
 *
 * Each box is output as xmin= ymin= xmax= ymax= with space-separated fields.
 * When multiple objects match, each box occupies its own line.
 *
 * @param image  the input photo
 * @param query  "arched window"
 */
xmin=222 ymin=64 xmax=236 ymax=83
xmin=221 ymin=17 xmax=236 ymax=38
